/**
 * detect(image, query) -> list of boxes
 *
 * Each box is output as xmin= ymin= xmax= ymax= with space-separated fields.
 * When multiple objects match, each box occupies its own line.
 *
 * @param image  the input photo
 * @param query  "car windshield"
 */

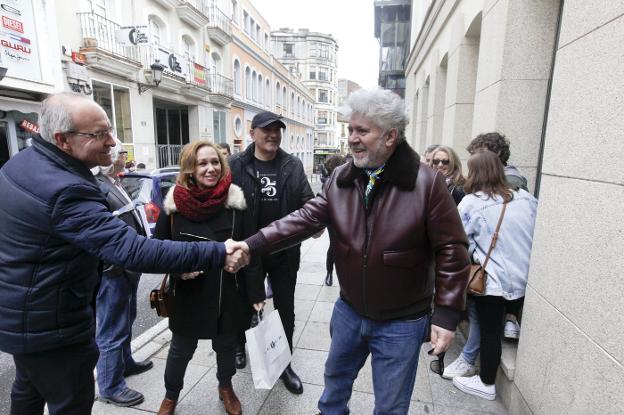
xmin=159 ymin=175 xmax=177 ymax=201
xmin=121 ymin=176 xmax=152 ymax=204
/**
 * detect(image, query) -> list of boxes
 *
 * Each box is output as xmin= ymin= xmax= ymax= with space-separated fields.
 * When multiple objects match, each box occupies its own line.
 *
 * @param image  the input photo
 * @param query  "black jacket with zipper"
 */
xmin=229 ymin=143 xmax=314 ymax=290
xmin=153 ymin=184 xmax=262 ymax=339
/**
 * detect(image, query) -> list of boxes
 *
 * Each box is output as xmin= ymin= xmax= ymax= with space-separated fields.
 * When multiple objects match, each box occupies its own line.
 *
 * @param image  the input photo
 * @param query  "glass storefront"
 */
xmin=0 ymin=109 xmax=39 ymax=169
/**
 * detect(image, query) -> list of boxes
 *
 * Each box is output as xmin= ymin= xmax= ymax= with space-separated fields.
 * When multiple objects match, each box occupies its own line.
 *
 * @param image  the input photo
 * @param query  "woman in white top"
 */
xmin=452 ymin=150 xmax=538 ymax=401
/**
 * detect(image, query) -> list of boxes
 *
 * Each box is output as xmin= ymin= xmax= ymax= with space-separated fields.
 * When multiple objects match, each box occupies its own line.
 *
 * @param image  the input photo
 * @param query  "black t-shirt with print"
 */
xmin=254 ymin=157 xmax=281 ymax=228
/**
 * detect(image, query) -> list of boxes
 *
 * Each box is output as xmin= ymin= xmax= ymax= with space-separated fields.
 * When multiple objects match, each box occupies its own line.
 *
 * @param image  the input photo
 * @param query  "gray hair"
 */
xmin=340 ymin=88 xmax=409 ymax=143
xmin=91 ymin=137 xmax=124 ymax=176
xmin=39 ymin=92 xmax=91 ymax=144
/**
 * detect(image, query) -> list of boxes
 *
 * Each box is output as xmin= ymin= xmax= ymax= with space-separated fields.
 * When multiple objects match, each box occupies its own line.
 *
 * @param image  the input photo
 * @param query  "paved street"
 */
xmin=90 ymin=232 xmax=509 ymax=415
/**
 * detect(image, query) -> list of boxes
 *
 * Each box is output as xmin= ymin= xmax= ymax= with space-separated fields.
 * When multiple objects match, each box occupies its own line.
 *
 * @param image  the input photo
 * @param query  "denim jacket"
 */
xmin=458 ymin=190 xmax=538 ymax=300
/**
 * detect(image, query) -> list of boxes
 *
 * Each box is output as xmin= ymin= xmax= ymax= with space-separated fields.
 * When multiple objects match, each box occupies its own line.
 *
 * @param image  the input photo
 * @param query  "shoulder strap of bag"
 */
xmin=159 ymin=214 xmax=176 ymax=291
xmin=481 ymin=201 xmax=508 ymax=270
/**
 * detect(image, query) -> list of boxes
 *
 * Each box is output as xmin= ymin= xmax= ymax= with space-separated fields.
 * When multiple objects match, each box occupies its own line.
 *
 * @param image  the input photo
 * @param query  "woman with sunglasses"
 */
xmin=154 ymin=141 xmax=264 ymax=415
xmin=451 ymin=150 xmax=537 ymax=401
xmin=428 ymin=145 xmax=466 ymax=205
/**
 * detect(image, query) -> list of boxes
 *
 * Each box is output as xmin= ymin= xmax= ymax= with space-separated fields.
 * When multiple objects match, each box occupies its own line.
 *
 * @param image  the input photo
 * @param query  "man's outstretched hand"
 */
xmin=223 ymin=239 xmax=250 ymax=273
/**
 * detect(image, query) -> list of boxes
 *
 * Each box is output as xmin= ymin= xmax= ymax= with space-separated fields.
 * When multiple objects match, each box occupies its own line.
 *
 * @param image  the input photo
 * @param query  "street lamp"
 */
xmin=138 ymin=60 xmax=165 ymax=95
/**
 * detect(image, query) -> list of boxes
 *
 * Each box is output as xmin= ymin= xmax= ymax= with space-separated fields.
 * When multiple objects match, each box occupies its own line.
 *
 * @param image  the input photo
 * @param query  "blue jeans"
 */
xmin=95 ymin=272 xmax=140 ymax=397
xmin=318 ymin=298 xmax=429 ymax=415
xmin=461 ymin=298 xmax=480 ymax=365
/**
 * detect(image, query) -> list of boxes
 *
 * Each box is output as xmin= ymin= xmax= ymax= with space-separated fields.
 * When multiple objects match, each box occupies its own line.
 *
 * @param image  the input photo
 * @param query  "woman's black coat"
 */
xmin=153 ymin=184 xmax=261 ymax=339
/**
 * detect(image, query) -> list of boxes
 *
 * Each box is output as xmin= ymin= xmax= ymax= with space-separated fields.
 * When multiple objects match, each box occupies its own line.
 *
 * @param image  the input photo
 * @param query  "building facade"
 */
xmin=54 ymin=0 xmax=235 ymax=168
xmin=374 ymin=0 xmax=411 ymax=98
xmin=271 ymin=28 xmax=338 ymax=172
xmin=336 ymin=78 xmax=361 ymax=155
xmin=401 ymin=1 xmax=624 ymax=414
xmin=0 ymin=0 xmax=65 ymax=168
xmin=229 ymin=0 xmax=314 ymax=173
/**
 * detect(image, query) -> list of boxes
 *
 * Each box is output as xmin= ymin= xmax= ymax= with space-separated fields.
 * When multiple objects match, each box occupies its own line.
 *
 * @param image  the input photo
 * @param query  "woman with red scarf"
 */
xmin=154 ymin=142 xmax=264 ymax=415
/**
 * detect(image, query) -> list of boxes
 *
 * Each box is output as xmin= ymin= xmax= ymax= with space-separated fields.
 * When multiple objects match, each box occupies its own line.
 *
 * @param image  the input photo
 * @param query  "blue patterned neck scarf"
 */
xmin=363 ymin=164 xmax=385 ymax=208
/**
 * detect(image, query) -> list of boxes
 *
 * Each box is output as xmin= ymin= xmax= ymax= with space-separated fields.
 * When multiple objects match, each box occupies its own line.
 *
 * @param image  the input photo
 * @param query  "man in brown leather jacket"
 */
xmin=243 ymin=88 xmax=470 ymax=414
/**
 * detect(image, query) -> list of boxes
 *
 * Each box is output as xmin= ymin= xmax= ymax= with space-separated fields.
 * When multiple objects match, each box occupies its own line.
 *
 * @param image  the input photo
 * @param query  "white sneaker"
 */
xmin=504 ymin=320 xmax=520 ymax=339
xmin=453 ymin=375 xmax=496 ymax=400
xmin=442 ymin=355 xmax=476 ymax=379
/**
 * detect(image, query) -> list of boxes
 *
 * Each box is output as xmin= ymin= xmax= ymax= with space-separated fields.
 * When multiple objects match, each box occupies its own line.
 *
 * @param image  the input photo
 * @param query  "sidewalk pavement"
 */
xmin=93 ymin=232 xmax=509 ymax=415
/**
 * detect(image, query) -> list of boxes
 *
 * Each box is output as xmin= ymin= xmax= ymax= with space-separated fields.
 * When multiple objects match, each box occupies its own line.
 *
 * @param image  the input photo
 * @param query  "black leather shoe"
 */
xmin=281 ymin=365 xmax=303 ymax=394
xmin=98 ymin=387 xmax=144 ymax=407
xmin=325 ymin=271 xmax=333 ymax=286
xmin=124 ymin=359 xmax=154 ymax=377
xmin=235 ymin=346 xmax=246 ymax=369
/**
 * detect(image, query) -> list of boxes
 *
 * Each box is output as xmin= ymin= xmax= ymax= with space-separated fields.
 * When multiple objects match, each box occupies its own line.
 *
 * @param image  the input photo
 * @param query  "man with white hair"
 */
xmin=242 ymin=88 xmax=470 ymax=414
xmin=0 ymin=92 xmax=249 ymax=414
xmin=93 ymin=138 xmax=152 ymax=407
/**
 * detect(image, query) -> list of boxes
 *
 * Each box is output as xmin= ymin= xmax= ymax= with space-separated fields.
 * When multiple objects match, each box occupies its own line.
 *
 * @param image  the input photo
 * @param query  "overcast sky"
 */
xmin=252 ymin=0 xmax=380 ymax=89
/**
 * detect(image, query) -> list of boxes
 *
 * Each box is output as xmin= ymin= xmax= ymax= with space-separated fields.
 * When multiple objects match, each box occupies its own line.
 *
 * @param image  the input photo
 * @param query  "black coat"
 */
xmin=154 ymin=184 xmax=260 ymax=339
xmin=229 ymin=143 xmax=314 ymax=289
xmin=95 ymin=172 xmax=146 ymax=278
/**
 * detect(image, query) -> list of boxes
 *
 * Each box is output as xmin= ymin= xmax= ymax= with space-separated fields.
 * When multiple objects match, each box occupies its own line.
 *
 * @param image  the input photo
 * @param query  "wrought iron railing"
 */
xmin=156 ymin=144 xmax=183 ymax=167
xmin=206 ymin=6 xmax=231 ymax=37
xmin=77 ymin=12 xmax=140 ymax=61
xmin=209 ymin=73 xmax=233 ymax=97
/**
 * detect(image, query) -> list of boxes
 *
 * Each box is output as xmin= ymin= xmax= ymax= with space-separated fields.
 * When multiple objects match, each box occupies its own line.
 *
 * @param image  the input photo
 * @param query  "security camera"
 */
xmin=0 ymin=66 xmax=7 ymax=82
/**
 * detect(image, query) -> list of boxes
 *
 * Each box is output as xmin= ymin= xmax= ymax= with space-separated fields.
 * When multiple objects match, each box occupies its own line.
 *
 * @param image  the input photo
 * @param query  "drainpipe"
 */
xmin=534 ymin=0 xmax=564 ymax=198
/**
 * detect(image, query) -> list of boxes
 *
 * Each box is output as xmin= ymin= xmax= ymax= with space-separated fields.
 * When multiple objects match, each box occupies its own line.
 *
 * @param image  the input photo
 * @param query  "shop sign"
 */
xmin=154 ymin=47 xmax=189 ymax=80
xmin=0 ymin=0 xmax=41 ymax=81
xmin=19 ymin=119 xmax=39 ymax=134
xmin=1 ymin=3 xmax=21 ymax=16
xmin=115 ymin=25 xmax=149 ymax=46
xmin=71 ymin=51 xmax=86 ymax=65
xmin=2 ymin=15 xmax=22 ymax=33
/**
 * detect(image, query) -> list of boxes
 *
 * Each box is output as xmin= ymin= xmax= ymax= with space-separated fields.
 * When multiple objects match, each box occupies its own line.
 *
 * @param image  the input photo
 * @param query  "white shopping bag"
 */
xmin=245 ymin=310 xmax=292 ymax=389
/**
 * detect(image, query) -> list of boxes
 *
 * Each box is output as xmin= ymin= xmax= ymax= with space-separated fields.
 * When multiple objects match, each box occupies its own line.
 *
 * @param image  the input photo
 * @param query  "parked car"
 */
xmin=121 ymin=169 xmax=178 ymax=234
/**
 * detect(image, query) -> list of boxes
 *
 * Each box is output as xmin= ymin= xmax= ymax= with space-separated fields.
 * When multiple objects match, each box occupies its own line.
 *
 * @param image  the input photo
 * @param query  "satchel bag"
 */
xmin=150 ymin=273 xmax=173 ymax=317
xmin=467 ymin=202 xmax=507 ymax=295
xmin=149 ymin=215 xmax=175 ymax=317
xmin=245 ymin=310 xmax=292 ymax=389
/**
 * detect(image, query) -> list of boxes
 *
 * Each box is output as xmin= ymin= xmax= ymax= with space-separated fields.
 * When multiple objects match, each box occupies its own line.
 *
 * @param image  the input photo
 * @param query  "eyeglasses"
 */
xmin=432 ymin=159 xmax=450 ymax=166
xmin=428 ymin=348 xmax=446 ymax=377
xmin=66 ymin=126 xmax=114 ymax=140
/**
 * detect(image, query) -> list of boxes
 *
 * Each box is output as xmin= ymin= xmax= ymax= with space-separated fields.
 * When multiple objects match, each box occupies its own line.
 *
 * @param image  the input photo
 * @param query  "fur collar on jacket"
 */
xmin=336 ymin=141 xmax=421 ymax=191
xmin=163 ymin=183 xmax=247 ymax=215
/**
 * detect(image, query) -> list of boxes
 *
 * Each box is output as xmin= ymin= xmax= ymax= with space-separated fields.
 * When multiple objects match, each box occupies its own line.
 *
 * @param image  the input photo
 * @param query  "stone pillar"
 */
xmin=472 ymin=0 xmax=560 ymax=191
xmin=511 ymin=3 xmax=624 ymax=414
xmin=443 ymin=32 xmax=479 ymax=153
xmin=426 ymin=55 xmax=448 ymax=147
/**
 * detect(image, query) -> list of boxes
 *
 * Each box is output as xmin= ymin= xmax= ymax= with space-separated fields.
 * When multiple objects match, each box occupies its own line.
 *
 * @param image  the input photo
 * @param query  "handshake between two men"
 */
xmin=223 ymin=239 xmax=251 ymax=273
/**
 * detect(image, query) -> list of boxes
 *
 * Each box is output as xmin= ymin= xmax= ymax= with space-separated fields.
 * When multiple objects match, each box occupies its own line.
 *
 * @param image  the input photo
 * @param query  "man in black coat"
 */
xmin=0 ymin=92 xmax=248 ymax=415
xmin=93 ymin=139 xmax=152 ymax=407
xmin=229 ymin=111 xmax=314 ymax=394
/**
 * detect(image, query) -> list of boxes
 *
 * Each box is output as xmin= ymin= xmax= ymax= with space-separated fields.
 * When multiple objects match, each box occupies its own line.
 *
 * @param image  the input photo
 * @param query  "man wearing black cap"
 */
xmin=229 ymin=111 xmax=314 ymax=394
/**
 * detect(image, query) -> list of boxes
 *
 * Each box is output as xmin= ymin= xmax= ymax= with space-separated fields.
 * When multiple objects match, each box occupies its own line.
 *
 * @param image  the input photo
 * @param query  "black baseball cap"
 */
xmin=251 ymin=111 xmax=286 ymax=129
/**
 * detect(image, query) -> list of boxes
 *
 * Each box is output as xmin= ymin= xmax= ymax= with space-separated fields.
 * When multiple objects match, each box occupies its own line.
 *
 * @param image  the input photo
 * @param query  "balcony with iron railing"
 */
xmin=176 ymin=0 xmax=210 ymax=29
xmin=206 ymin=6 xmax=232 ymax=45
xmin=77 ymin=12 xmax=142 ymax=77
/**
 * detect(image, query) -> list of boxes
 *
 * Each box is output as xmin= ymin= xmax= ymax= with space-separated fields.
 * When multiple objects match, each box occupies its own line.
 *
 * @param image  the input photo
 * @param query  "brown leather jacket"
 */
xmin=246 ymin=142 xmax=470 ymax=330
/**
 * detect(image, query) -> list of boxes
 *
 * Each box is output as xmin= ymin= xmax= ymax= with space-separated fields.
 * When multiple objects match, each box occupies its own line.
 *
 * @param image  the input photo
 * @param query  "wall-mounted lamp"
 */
xmin=138 ymin=60 xmax=165 ymax=95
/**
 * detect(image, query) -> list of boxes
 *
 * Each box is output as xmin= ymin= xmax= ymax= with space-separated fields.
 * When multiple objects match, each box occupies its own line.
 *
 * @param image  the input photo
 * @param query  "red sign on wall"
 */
xmin=19 ymin=120 xmax=39 ymax=134
xmin=2 ymin=16 xmax=24 ymax=33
